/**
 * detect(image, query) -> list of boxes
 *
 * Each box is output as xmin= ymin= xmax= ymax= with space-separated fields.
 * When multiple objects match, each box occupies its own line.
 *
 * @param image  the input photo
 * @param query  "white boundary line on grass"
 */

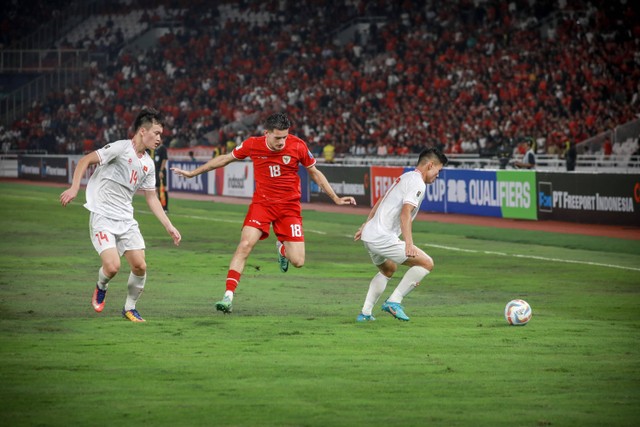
xmin=143 ymin=211 xmax=637 ymax=270
xmin=157 ymin=213 xmax=328 ymax=235
xmin=424 ymin=243 xmax=640 ymax=272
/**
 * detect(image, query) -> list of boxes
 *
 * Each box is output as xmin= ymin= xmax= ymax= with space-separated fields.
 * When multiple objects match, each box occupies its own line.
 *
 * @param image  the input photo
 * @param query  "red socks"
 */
xmin=226 ymin=269 xmax=241 ymax=292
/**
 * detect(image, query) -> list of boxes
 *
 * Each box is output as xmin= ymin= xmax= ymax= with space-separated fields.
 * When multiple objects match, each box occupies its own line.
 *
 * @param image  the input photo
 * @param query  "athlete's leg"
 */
xmin=272 ymin=202 xmax=305 ymax=269
xmin=387 ymin=249 xmax=434 ymax=303
xmin=124 ymin=248 xmax=146 ymax=276
xmin=229 ymin=226 xmax=263 ymax=274
xmin=217 ymin=202 xmax=271 ymax=313
xmin=377 ymin=258 xmax=398 ymax=278
xmin=403 ymin=249 xmax=434 ymax=271
xmin=91 ymin=248 xmax=120 ymax=312
xmin=282 ymin=241 xmax=305 ymax=268
xmin=363 ymin=240 xmax=431 ymax=321
xmin=123 ymin=249 xmax=147 ymax=311
xmin=218 ymin=226 xmax=263 ymax=312
xmin=360 ymin=259 xmax=396 ymax=316
xmin=99 ymin=247 xmax=121 ymax=281
xmin=91 ymin=213 xmax=120 ymax=280
xmin=90 ymin=213 xmax=119 ymax=312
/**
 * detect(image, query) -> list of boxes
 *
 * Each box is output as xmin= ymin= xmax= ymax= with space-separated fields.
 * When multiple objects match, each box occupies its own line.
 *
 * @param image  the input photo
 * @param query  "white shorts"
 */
xmin=363 ymin=238 xmax=408 ymax=266
xmin=89 ymin=212 xmax=145 ymax=256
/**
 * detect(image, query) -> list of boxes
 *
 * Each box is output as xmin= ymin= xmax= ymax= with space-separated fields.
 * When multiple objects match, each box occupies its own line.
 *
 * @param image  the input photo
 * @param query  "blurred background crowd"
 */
xmin=1 ymin=0 xmax=638 ymax=160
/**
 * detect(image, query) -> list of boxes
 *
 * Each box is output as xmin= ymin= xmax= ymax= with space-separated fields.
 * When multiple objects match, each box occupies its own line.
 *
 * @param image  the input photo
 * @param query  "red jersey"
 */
xmin=232 ymin=134 xmax=316 ymax=203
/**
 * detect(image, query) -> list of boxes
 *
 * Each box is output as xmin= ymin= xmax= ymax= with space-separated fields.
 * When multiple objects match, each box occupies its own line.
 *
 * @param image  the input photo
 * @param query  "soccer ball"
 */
xmin=504 ymin=299 xmax=532 ymax=326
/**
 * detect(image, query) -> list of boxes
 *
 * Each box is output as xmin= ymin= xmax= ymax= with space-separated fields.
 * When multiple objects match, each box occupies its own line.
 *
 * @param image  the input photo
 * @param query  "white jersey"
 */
xmin=84 ymin=139 xmax=156 ymax=220
xmin=361 ymin=170 xmax=425 ymax=245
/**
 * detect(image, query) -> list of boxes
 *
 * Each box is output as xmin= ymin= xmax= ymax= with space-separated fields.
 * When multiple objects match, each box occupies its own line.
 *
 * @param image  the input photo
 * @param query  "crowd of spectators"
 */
xmin=1 ymin=0 xmax=639 ymax=159
xmin=0 ymin=0 xmax=68 ymax=49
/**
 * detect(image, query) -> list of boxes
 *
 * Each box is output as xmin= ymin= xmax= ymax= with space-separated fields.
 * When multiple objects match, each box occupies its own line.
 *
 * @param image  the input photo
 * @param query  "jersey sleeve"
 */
xmin=141 ymin=160 xmax=156 ymax=191
xmin=232 ymin=138 xmax=252 ymax=160
xmin=300 ymin=141 xmax=317 ymax=168
xmin=96 ymin=140 xmax=126 ymax=165
xmin=402 ymin=174 xmax=424 ymax=207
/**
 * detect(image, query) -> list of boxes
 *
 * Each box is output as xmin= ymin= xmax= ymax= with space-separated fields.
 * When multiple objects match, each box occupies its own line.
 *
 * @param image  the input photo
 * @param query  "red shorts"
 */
xmin=243 ymin=201 xmax=304 ymax=242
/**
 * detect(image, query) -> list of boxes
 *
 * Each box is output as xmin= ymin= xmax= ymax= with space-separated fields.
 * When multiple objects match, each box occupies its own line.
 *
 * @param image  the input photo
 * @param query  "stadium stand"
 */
xmin=1 ymin=0 xmax=638 ymax=171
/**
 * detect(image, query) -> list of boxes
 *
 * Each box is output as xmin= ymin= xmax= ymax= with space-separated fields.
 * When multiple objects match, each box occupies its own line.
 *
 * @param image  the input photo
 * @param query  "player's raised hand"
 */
xmin=60 ymin=188 xmax=78 ymax=207
xmin=170 ymin=167 xmax=193 ymax=178
xmin=336 ymin=196 xmax=356 ymax=206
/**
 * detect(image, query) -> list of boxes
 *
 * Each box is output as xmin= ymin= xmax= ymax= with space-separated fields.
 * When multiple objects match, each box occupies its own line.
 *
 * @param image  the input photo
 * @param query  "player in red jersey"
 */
xmin=171 ymin=113 xmax=356 ymax=314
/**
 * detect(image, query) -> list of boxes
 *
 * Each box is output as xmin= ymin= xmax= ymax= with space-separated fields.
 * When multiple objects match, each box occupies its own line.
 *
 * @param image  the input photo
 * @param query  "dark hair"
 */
xmin=418 ymin=147 xmax=448 ymax=166
xmin=264 ymin=113 xmax=291 ymax=131
xmin=133 ymin=107 xmax=163 ymax=133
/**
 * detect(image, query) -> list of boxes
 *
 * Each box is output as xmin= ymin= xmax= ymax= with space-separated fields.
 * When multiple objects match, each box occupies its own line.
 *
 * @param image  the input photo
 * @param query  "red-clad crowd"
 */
xmin=2 ymin=0 xmax=638 ymax=158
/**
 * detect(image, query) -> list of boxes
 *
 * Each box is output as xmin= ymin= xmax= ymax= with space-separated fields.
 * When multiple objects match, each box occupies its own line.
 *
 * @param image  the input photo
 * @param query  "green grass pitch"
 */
xmin=1 ymin=182 xmax=639 ymax=426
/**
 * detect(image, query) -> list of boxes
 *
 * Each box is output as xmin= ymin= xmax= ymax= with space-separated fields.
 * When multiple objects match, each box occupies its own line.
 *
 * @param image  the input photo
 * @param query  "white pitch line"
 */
xmin=306 ymin=229 xmax=328 ymax=235
xmin=138 ymin=210 xmax=639 ymax=272
xmin=3 ymin=194 xmax=54 ymax=202
xmin=152 ymin=212 xmax=243 ymax=225
xmin=140 ymin=211 xmax=327 ymax=234
xmin=424 ymin=243 xmax=640 ymax=272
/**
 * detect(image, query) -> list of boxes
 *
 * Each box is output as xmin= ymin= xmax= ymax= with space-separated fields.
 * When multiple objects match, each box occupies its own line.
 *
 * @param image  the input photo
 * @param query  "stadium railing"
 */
xmin=331 ymin=154 xmax=640 ymax=173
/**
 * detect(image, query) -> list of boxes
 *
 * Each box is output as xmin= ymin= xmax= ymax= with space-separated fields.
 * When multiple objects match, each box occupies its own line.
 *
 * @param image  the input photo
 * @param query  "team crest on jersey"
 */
xmin=128 ymin=158 xmax=132 ymax=164
xmin=282 ymin=155 xmax=291 ymax=164
xmin=143 ymin=166 xmax=148 ymax=172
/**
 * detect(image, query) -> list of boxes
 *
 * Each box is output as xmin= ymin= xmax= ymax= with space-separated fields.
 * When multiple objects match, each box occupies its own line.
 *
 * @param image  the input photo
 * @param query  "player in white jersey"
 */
xmin=354 ymin=147 xmax=448 ymax=322
xmin=60 ymin=108 xmax=181 ymax=322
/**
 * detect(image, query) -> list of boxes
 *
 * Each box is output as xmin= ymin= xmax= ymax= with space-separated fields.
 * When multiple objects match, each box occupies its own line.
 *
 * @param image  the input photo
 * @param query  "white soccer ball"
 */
xmin=504 ymin=299 xmax=532 ymax=326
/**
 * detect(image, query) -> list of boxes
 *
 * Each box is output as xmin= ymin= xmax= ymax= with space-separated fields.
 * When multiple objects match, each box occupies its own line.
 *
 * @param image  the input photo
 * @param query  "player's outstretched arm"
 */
xmin=171 ymin=153 xmax=236 ymax=178
xmin=307 ymin=165 xmax=356 ymax=206
xmin=144 ymin=190 xmax=181 ymax=246
xmin=60 ymin=151 xmax=100 ymax=206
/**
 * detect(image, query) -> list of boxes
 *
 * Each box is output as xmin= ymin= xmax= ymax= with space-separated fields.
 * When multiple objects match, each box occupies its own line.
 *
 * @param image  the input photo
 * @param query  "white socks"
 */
xmin=97 ymin=267 xmax=111 ymax=290
xmin=361 ymin=267 xmax=430 ymax=315
xmin=387 ymin=266 xmax=430 ymax=304
xmin=361 ymin=272 xmax=390 ymax=316
xmin=124 ymin=272 xmax=146 ymax=311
